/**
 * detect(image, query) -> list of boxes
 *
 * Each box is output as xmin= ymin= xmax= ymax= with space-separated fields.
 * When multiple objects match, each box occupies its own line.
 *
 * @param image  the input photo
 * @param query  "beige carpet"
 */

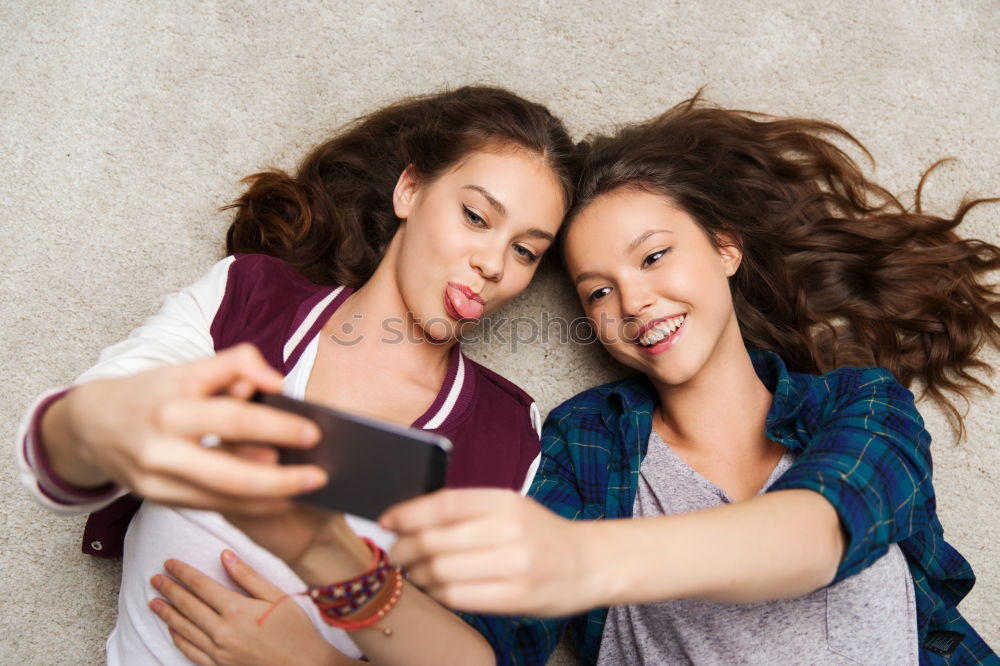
xmin=2 ymin=1 xmax=997 ymax=663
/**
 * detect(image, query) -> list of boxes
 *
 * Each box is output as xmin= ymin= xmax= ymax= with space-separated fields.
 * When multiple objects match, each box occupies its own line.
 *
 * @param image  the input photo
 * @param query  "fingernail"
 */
xmin=150 ymin=598 xmax=163 ymax=612
xmin=221 ymin=549 xmax=237 ymax=564
xmin=163 ymin=560 xmax=175 ymax=573
xmin=151 ymin=575 xmax=162 ymax=589
xmin=232 ymin=379 xmax=253 ymax=397
xmin=301 ymin=423 xmax=321 ymax=444
xmin=303 ymin=469 xmax=327 ymax=490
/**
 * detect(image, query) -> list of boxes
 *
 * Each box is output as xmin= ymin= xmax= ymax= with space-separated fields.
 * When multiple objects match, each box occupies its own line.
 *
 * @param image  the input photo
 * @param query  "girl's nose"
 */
xmin=471 ymin=244 xmax=505 ymax=282
xmin=618 ymin=278 xmax=655 ymax=318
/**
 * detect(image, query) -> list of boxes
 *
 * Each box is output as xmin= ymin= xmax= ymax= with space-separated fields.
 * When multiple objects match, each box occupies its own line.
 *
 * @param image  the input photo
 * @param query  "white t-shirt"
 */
xmin=15 ymin=255 xmax=542 ymax=665
xmin=108 ymin=335 xmax=391 ymax=663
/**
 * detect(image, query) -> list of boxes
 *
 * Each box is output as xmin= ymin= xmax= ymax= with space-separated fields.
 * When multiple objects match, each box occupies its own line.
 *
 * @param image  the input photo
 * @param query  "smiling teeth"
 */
xmin=639 ymin=315 xmax=686 ymax=346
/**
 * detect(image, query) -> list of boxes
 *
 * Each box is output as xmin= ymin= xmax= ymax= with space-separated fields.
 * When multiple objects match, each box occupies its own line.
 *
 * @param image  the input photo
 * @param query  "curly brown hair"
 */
xmin=568 ymin=96 xmax=1000 ymax=437
xmin=225 ymin=86 xmax=578 ymax=288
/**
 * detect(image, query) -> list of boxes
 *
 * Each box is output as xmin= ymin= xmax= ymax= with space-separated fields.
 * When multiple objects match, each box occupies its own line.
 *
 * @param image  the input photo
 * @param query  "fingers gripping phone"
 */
xmin=252 ymin=391 xmax=452 ymax=521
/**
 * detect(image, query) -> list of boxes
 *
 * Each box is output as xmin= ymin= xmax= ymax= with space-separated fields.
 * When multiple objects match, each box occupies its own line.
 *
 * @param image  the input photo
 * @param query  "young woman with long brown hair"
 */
xmin=15 ymin=85 xmax=579 ymax=665
xmin=377 ymin=98 xmax=999 ymax=664
xmin=146 ymin=98 xmax=998 ymax=664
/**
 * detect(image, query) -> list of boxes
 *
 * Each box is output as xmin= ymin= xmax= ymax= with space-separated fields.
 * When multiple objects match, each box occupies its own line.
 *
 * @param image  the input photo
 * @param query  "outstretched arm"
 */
xmin=16 ymin=257 xmax=331 ymax=514
xmin=36 ymin=343 xmax=327 ymax=513
xmin=382 ymin=486 xmax=841 ymax=615
xmin=382 ymin=368 xmax=930 ymax=616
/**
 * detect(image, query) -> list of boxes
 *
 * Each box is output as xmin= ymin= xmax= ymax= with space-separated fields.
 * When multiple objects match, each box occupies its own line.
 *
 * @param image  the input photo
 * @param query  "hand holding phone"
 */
xmin=251 ymin=392 xmax=451 ymax=521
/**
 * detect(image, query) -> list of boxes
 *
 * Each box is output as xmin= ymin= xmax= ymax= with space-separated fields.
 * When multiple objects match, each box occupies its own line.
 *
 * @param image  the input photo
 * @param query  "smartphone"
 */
xmin=251 ymin=391 xmax=452 ymax=521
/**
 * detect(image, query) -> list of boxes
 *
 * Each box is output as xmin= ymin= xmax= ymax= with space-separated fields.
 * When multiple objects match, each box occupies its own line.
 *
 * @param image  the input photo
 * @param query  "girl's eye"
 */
xmin=586 ymin=287 xmax=611 ymax=304
xmin=513 ymin=244 xmax=540 ymax=263
xmin=642 ymin=248 xmax=669 ymax=267
xmin=463 ymin=206 xmax=487 ymax=228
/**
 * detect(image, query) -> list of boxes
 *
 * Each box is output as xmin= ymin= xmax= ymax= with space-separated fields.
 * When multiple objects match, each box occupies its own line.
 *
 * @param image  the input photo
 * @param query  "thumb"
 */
xmin=220 ymin=549 xmax=286 ymax=602
xmin=188 ymin=343 xmax=285 ymax=397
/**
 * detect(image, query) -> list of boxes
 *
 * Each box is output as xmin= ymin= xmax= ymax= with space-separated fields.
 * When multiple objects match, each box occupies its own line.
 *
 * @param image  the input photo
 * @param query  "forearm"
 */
xmin=28 ymin=257 xmax=240 ymax=494
xmin=583 ymin=488 xmax=845 ymax=606
xmin=353 ymin=582 xmax=493 ymax=665
xmin=39 ymin=390 xmax=113 ymax=488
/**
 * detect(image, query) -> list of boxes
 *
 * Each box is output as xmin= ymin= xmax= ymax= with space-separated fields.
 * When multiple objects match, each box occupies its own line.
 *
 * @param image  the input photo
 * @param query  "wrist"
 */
xmin=41 ymin=389 xmax=111 ymax=489
xmin=291 ymin=515 xmax=372 ymax=586
xmin=575 ymin=519 xmax=621 ymax=609
xmin=576 ymin=517 xmax=678 ymax=609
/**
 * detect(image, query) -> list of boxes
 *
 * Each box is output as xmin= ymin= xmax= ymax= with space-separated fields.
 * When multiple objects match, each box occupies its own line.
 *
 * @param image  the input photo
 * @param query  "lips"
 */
xmin=636 ymin=314 xmax=686 ymax=346
xmin=627 ymin=313 xmax=687 ymax=356
xmin=444 ymin=282 xmax=485 ymax=320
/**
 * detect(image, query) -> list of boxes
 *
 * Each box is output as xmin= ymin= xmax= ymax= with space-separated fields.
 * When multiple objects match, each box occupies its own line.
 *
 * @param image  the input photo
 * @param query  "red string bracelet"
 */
xmin=315 ymin=565 xmax=404 ymax=636
xmin=257 ymin=537 xmax=403 ymax=636
xmin=255 ymin=537 xmax=393 ymax=627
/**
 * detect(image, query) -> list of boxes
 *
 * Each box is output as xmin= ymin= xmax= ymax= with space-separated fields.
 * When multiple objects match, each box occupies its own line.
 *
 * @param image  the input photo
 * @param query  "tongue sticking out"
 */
xmin=446 ymin=285 xmax=484 ymax=320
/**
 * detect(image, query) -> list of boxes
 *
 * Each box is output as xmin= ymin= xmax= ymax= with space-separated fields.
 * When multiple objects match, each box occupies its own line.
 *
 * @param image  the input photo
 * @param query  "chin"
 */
xmin=615 ymin=349 xmax=698 ymax=386
xmin=607 ymin=348 xmax=647 ymax=373
xmin=455 ymin=318 xmax=482 ymax=339
xmin=652 ymin=369 xmax=697 ymax=388
xmin=420 ymin=317 xmax=459 ymax=343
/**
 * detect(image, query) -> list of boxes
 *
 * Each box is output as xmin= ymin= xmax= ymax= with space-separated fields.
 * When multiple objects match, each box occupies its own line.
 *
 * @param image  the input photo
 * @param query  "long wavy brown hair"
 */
xmin=225 ymin=86 xmax=578 ymax=287
xmin=568 ymin=96 xmax=1000 ymax=437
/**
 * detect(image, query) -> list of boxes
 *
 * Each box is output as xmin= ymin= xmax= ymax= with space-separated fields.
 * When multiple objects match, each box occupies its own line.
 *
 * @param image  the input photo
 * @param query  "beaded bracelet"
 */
xmin=306 ymin=538 xmax=405 ymax=635
xmin=310 ymin=563 xmax=392 ymax=617
xmin=314 ymin=565 xmax=404 ymax=635
xmin=255 ymin=537 xmax=403 ymax=635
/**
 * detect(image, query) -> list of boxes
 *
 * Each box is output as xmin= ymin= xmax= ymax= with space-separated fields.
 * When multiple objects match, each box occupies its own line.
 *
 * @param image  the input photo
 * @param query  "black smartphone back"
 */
xmin=252 ymin=391 xmax=452 ymax=521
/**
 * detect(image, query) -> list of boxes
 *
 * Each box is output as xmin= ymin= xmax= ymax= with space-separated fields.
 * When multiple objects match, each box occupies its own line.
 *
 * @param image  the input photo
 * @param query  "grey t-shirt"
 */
xmin=596 ymin=430 xmax=918 ymax=665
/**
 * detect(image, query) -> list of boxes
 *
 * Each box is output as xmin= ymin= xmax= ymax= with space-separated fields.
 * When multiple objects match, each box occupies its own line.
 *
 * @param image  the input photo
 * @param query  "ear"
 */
xmin=715 ymin=233 xmax=743 ymax=277
xmin=392 ymin=165 xmax=421 ymax=219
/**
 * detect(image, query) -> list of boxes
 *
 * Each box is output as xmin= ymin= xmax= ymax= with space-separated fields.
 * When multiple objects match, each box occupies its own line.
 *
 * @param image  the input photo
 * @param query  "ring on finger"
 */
xmin=199 ymin=433 xmax=222 ymax=448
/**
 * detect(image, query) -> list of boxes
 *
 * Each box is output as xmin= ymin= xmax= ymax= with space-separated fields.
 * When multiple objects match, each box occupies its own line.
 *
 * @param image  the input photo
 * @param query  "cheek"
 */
xmin=675 ymin=257 xmax=730 ymax=310
xmin=591 ymin=308 xmax=622 ymax=346
xmin=399 ymin=222 xmax=452 ymax=275
xmin=394 ymin=242 xmax=445 ymax=314
xmin=406 ymin=198 xmax=459 ymax=251
xmin=703 ymin=264 xmax=736 ymax=313
xmin=490 ymin=265 xmax=536 ymax=311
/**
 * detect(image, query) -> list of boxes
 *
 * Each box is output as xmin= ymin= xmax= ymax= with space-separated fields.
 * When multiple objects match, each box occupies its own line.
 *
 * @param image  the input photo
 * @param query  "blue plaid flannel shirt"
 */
xmin=460 ymin=350 xmax=995 ymax=665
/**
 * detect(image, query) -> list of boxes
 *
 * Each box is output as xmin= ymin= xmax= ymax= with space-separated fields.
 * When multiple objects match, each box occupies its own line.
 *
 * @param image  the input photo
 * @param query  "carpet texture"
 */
xmin=2 ymin=1 xmax=997 ymax=663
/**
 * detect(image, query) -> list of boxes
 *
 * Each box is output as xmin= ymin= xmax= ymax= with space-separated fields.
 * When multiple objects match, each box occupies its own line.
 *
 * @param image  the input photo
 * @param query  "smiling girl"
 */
xmin=15 ymin=86 xmax=577 ymax=665
xmin=380 ymin=98 xmax=1000 ymax=664
xmin=130 ymin=97 xmax=998 ymax=664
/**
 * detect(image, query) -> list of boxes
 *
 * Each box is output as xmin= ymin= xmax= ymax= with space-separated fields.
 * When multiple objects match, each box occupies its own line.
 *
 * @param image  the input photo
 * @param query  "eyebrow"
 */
xmin=463 ymin=185 xmax=555 ymax=243
xmin=574 ymin=229 xmax=674 ymax=285
xmin=574 ymin=270 xmax=603 ymax=286
xmin=462 ymin=185 xmax=507 ymax=217
xmin=524 ymin=228 xmax=556 ymax=243
xmin=627 ymin=229 xmax=672 ymax=254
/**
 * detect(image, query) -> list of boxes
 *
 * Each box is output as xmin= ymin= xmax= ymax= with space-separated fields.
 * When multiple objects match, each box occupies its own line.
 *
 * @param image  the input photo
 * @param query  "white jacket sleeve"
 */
xmin=14 ymin=256 xmax=236 ymax=514
xmin=517 ymin=401 xmax=543 ymax=496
